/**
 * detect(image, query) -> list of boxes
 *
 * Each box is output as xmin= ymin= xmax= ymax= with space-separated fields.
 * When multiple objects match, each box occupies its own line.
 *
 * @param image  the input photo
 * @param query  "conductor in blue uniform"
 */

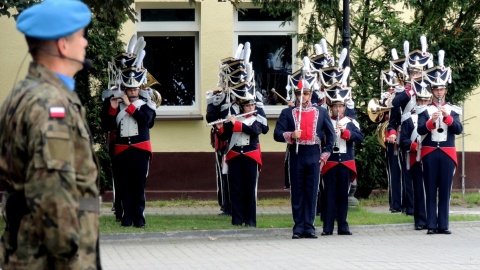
xmin=274 ymin=69 xmax=335 ymax=239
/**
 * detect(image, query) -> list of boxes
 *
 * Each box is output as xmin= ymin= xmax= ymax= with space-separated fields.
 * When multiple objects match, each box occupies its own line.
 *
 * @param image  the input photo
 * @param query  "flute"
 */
xmin=205 ymin=110 xmax=257 ymax=126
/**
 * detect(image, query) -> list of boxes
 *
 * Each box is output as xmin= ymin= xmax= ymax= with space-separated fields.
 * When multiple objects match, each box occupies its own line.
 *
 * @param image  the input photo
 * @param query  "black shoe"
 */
xmin=321 ymin=232 xmax=332 ymax=236
xmin=218 ymin=212 xmax=231 ymax=216
xmin=292 ymin=234 xmax=303 ymax=239
xmin=390 ymin=209 xmax=402 ymax=213
xmin=415 ymin=225 xmax=426 ymax=230
xmin=121 ymin=221 xmax=132 ymax=227
xmin=338 ymin=231 xmax=353 ymax=235
xmin=303 ymin=233 xmax=318 ymax=239
xmin=134 ymin=221 xmax=145 ymax=228
xmin=436 ymin=229 xmax=451 ymax=234
xmin=427 ymin=229 xmax=436 ymax=235
xmin=405 ymin=212 xmax=414 ymax=216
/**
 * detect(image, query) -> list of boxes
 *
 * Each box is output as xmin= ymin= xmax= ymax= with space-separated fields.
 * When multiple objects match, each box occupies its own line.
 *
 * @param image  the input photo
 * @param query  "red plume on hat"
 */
xmin=297 ymin=79 xmax=303 ymax=90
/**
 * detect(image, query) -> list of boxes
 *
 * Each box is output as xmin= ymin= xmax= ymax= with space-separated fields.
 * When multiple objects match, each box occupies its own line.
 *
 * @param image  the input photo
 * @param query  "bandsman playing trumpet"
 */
xmin=320 ymin=84 xmax=364 ymax=236
xmin=417 ymin=53 xmax=462 ymax=235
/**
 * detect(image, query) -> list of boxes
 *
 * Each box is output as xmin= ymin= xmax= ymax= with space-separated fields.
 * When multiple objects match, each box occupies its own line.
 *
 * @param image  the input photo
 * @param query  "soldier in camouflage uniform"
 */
xmin=0 ymin=0 xmax=101 ymax=269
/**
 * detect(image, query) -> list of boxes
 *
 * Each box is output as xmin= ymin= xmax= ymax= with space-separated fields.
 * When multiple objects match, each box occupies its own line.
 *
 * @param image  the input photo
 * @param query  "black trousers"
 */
xmin=400 ymin=150 xmax=414 ymax=214
xmin=409 ymin=161 xmax=427 ymax=227
xmin=422 ymin=149 xmax=455 ymax=230
xmin=322 ymin=164 xmax=351 ymax=234
xmin=113 ymin=147 xmax=150 ymax=226
xmin=215 ymin=148 xmax=231 ymax=214
xmin=386 ymin=143 xmax=402 ymax=211
xmin=289 ymin=145 xmax=320 ymax=235
xmin=228 ymin=155 xmax=259 ymax=227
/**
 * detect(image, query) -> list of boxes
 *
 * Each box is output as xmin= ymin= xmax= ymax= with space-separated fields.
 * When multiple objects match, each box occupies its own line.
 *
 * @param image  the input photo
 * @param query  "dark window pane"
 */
xmin=143 ymin=36 xmax=196 ymax=106
xmin=141 ymin=9 xmax=195 ymax=22
xmin=238 ymin=9 xmax=291 ymax=22
xmin=238 ymin=35 xmax=292 ymax=106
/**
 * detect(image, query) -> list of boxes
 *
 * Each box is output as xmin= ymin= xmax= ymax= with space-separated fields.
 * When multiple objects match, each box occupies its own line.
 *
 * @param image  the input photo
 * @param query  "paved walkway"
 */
xmin=99 ymin=204 xmax=480 ymax=269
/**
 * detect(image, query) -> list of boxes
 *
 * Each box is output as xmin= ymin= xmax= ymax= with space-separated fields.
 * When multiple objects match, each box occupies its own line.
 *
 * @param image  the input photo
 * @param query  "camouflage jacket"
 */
xmin=0 ymin=62 xmax=101 ymax=269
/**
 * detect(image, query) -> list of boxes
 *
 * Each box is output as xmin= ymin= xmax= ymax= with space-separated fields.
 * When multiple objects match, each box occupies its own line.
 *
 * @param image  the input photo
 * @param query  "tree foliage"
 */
xmin=1 ymin=0 xmax=135 ymax=191
xmin=252 ymin=0 xmax=480 ymax=197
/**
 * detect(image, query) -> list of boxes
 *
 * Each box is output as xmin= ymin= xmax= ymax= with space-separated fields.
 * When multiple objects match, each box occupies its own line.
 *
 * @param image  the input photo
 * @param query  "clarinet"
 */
xmin=333 ymin=111 xmax=340 ymax=152
xmin=436 ymin=96 xmax=444 ymax=133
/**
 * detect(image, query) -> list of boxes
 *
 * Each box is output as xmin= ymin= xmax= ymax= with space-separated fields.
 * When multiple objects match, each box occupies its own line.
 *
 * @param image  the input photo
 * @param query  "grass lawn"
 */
xmin=99 ymin=192 xmax=480 ymax=234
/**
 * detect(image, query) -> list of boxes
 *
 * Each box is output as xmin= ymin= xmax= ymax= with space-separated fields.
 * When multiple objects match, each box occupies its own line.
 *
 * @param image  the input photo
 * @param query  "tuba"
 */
xmin=145 ymin=72 xmax=162 ymax=107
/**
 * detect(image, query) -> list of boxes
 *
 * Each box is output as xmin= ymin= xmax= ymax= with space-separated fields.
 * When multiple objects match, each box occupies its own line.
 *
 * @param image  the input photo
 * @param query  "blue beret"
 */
xmin=17 ymin=0 xmax=91 ymax=40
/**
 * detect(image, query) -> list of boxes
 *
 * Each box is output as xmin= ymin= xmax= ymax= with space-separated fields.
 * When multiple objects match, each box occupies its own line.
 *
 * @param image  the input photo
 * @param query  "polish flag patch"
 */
xmin=49 ymin=106 xmax=66 ymax=118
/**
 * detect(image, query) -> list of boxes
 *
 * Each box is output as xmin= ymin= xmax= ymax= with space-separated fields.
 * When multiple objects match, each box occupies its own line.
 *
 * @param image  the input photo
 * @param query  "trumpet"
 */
xmin=206 ymin=110 xmax=257 ymax=126
xmin=333 ymin=111 xmax=340 ymax=152
xmin=436 ymin=95 xmax=444 ymax=133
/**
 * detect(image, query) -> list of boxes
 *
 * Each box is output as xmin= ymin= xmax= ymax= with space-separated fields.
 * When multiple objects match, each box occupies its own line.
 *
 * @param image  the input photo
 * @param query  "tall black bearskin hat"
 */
xmin=424 ymin=50 xmax=452 ymax=89
xmin=325 ymin=66 xmax=351 ymax=105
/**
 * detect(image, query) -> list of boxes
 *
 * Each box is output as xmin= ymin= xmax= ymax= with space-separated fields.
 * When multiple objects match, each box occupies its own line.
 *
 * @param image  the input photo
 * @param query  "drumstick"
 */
xmin=271 ymin=88 xmax=290 ymax=104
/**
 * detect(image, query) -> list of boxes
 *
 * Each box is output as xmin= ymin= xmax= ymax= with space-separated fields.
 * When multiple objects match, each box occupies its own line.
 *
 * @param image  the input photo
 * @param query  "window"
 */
xmin=137 ymin=4 xmax=200 ymax=118
xmin=234 ymin=8 xmax=297 ymax=117
xmin=141 ymin=9 xmax=195 ymax=22
xmin=143 ymin=36 xmax=195 ymax=106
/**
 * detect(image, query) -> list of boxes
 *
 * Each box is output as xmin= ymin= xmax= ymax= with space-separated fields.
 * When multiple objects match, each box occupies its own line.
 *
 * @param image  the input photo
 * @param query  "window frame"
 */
xmin=136 ymin=3 xmax=201 ymax=119
xmin=233 ymin=8 xmax=298 ymax=118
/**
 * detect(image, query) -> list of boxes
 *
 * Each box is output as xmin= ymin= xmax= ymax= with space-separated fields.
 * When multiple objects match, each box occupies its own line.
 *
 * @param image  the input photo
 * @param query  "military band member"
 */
xmin=206 ymin=90 xmax=231 ymax=215
xmin=400 ymin=81 xmax=431 ymax=230
xmin=391 ymin=65 xmax=422 ymax=215
xmin=101 ymin=42 xmax=157 ymax=228
xmin=0 ymin=0 xmax=101 ymax=268
xmin=274 ymin=65 xmax=335 ymax=239
xmin=417 ymin=55 xmax=461 ymax=235
xmin=215 ymin=95 xmax=268 ymax=227
xmin=321 ymin=97 xmax=364 ymax=236
xmin=387 ymin=38 xmax=431 ymax=214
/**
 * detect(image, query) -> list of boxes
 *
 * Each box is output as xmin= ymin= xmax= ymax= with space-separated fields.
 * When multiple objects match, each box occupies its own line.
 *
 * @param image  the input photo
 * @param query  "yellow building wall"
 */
xmin=1 ymin=2 xmax=479 ymax=154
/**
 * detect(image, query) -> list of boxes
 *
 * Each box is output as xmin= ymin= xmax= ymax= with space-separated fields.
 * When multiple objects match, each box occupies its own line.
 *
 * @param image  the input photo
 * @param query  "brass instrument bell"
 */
xmin=376 ymin=121 xmax=388 ymax=148
xmin=145 ymin=72 xmax=162 ymax=107
xmin=367 ymin=98 xmax=391 ymax=123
